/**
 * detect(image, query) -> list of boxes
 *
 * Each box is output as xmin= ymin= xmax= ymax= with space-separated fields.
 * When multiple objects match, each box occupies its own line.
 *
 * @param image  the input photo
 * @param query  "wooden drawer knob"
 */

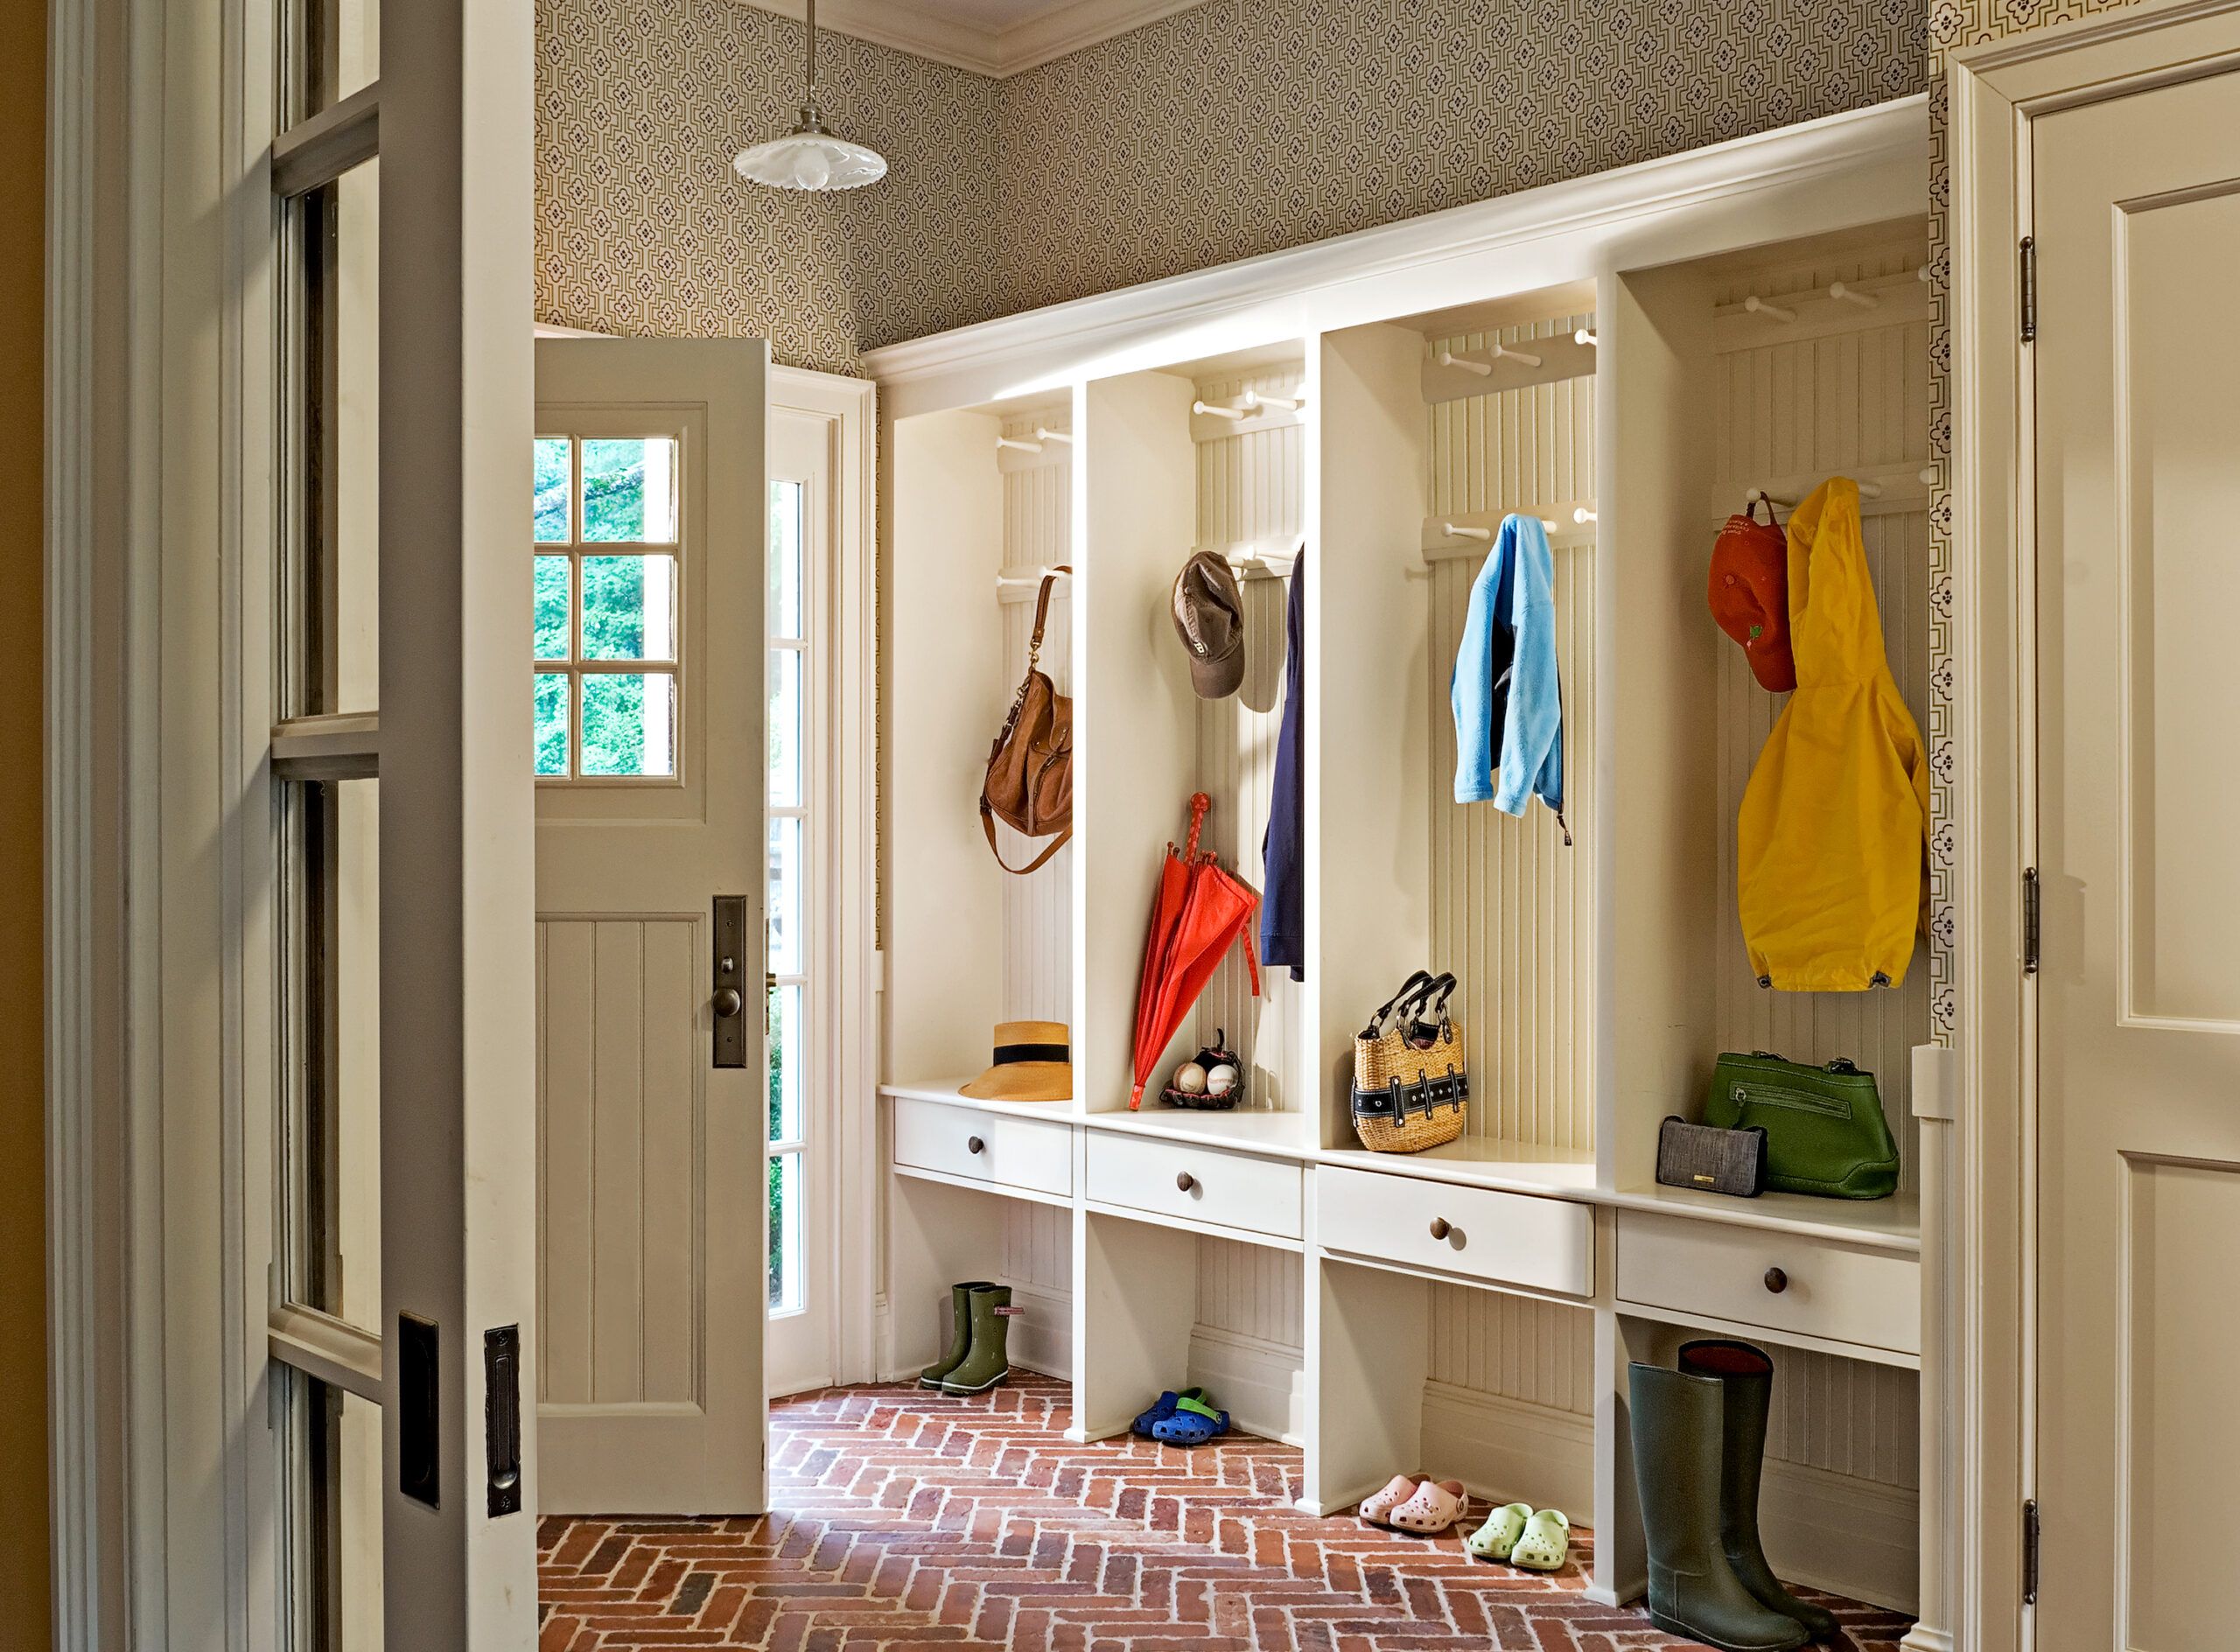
xmin=1428 ymin=1217 xmax=1452 ymax=1241
xmin=967 ymin=1136 xmax=985 ymax=1156
xmin=1763 ymin=1266 xmax=1788 ymax=1294
xmin=1176 ymin=1171 xmax=1197 ymax=1194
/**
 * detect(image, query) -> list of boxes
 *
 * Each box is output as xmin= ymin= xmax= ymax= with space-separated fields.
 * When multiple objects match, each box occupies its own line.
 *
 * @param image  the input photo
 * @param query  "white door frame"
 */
xmin=1950 ymin=5 xmax=2240 ymax=1650
xmin=766 ymin=365 xmax=880 ymax=1391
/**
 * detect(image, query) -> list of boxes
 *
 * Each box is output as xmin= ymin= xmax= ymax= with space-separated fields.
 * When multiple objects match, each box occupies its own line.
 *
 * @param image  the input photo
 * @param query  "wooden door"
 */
xmin=532 ymin=339 xmax=769 ymax=1514
xmin=2033 ymin=69 xmax=2240 ymax=1649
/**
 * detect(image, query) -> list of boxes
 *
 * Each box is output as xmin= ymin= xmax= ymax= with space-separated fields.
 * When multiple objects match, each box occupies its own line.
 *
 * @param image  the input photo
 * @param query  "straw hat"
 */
xmin=958 ymin=1021 xmax=1072 ymax=1102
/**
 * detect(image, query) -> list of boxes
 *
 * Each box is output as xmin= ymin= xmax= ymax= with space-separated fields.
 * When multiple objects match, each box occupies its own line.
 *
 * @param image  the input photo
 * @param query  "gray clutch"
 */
xmin=1656 ymin=1116 xmax=1768 ymax=1198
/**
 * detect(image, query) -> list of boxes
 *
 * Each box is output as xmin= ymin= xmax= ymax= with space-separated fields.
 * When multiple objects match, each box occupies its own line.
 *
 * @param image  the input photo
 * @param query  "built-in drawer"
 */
xmin=1316 ymin=1166 xmax=1594 ymax=1298
xmin=1616 ymin=1209 xmax=1919 ymax=1358
xmin=1084 ymin=1130 xmax=1303 ymax=1241
xmin=891 ymin=1097 xmax=1073 ymax=1200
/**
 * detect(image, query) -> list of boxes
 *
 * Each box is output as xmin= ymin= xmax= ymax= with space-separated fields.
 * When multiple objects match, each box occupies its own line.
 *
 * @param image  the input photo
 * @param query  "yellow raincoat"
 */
xmin=1737 ymin=478 xmax=1928 ymax=990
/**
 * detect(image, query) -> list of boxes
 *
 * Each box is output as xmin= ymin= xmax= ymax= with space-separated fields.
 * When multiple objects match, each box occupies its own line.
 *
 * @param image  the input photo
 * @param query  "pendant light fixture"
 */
xmin=733 ymin=0 xmax=888 ymax=192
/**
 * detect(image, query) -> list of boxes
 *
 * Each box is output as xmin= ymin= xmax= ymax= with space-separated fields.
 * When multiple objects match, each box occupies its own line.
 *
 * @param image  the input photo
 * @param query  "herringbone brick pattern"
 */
xmin=539 ymin=1376 xmax=1914 ymax=1651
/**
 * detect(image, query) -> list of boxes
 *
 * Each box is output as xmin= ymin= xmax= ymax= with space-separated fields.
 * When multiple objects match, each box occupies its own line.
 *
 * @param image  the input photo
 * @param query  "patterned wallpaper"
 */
xmin=537 ymin=0 xmax=1922 ymax=369
xmin=1921 ymin=0 xmax=2141 ymax=1040
xmin=998 ymin=0 xmax=1923 ymax=314
xmin=536 ymin=0 xmax=1004 ymax=371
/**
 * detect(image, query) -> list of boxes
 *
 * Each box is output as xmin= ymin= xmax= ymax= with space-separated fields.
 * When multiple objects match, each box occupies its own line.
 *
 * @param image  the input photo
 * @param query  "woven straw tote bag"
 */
xmin=1351 ymin=970 xmax=1468 ymax=1153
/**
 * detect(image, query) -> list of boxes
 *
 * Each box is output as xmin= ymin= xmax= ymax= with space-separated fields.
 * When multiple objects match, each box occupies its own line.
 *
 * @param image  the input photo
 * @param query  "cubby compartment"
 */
xmin=1314 ymin=290 xmax=1600 ymax=1175
xmin=1077 ymin=346 xmax=1309 ymax=1134
xmin=887 ymin=392 xmax=1078 ymax=1097
xmin=1603 ymin=220 xmax=1933 ymax=1222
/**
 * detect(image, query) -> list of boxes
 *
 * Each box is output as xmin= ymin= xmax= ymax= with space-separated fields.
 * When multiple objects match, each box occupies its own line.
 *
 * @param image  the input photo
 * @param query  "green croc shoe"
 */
xmin=1510 ymin=1508 xmax=1572 ymax=1572
xmin=1466 ymin=1502 xmax=1533 ymax=1562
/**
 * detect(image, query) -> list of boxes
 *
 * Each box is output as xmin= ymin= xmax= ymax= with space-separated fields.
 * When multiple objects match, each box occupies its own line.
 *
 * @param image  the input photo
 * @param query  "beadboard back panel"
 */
xmin=1423 ymin=315 xmax=1598 ymax=1152
xmin=999 ymin=410 xmax=1075 ymax=1026
xmin=1708 ymin=238 xmax=1933 ymax=1192
xmin=1187 ymin=365 xmax=1306 ymax=1110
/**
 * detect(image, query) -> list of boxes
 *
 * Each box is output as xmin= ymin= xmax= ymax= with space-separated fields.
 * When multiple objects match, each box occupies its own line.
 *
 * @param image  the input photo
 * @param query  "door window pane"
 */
xmin=768 ymin=649 xmax=802 ymax=807
xmin=534 ymin=556 xmax=570 ymax=661
xmin=768 ymin=1151 xmax=802 ymax=1312
xmin=767 ymin=984 xmax=802 ymax=1144
xmin=298 ymin=0 xmax=379 ymax=114
xmin=282 ymin=779 xmax=381 ymax=1332
xmin=580 ymin=555 xmax=677 ymax=662
xmin=282 ymin=1372 xmax=383 ymax=1652
xmin=579 ymin=673 xmax=676 ymax=777
xmin=534 ymin=438 xmax=571 ymax=542
xmin=581 ymin=438 xmax=678 ymax=542
xmin=768 ymin=480 xmax=803 ymax=640
xmin=535 ymin=674 xmax=570 ymax=777
xmin=767 ymin=816 xmax=802 ymax=975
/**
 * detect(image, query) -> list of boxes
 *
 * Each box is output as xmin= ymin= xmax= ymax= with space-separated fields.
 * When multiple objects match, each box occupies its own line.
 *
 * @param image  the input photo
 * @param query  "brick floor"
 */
xmin=538 ymin=1374 xmax=1914 ymax=1651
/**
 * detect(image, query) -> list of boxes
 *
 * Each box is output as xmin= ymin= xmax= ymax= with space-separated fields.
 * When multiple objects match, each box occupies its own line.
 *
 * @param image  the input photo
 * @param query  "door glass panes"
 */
xmin=289 ymin=158 xmax=381 ymax=718
xmin=580 ymin=674 xmax=676 ymax=778
xmin=282 ymin=777 xmax=382 ymax=1334
xmin=581 ymin=437 xmax=678 ymax=542
xmin=581 ymin=556 xmax=677 ymax=661
xmin=768 ymin=648 xmax=802 ymax=808
xmin=281 ymin=1371 xmax=383 ymax=1652
xmin=532 ymin=431 xmax=684 ymax=781
xmin=766 ymin=475 xmax=810 ymax=1319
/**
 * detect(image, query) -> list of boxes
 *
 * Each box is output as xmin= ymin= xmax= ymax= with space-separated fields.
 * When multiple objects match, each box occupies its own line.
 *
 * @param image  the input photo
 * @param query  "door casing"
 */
xmin=1950 ymin=4 xmax=2240 ymax=1650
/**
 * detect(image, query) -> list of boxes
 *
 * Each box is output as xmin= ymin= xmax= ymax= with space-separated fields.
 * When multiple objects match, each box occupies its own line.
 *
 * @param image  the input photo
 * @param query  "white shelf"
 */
xmin=1311 ymin=1138 xmax=1597 ymax=1200
xmin=878 ymin=1078 xmax=1077 ymax=1124
xmin=1079 ymin=1105 xmax=1313 ymax=1158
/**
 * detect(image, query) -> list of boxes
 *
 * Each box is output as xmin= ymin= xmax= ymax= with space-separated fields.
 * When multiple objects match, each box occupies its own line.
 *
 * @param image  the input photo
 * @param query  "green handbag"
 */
xmin=1703 ymin=1052 xmax=1900 ymax=1200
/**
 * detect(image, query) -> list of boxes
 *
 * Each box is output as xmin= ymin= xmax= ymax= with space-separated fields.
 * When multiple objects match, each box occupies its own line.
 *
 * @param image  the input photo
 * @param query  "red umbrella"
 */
xmin=1130 ymin=793 xmax=1263 ymax=1108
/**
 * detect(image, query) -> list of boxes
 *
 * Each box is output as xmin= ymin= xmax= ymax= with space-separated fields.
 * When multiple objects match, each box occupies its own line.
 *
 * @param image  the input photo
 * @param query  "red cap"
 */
xmin=1708 ymin=506 xmax=1796 ymax=693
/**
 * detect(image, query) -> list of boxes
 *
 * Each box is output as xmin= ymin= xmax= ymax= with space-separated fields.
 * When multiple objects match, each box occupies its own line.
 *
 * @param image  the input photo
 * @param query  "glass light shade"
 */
xmin=733 ymin=127 xmax=888 ymax=192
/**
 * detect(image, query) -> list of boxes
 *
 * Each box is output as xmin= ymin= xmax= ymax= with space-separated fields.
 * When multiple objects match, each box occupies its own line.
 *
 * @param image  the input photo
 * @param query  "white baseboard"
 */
xmin=1422 ymin=1381 xmax=1598 ymax=1524
xmin=1758 ymin=1456 xmax=1919 ymax=1614
xmin=1186 ymin=1325 xmax=1305 ymax=1445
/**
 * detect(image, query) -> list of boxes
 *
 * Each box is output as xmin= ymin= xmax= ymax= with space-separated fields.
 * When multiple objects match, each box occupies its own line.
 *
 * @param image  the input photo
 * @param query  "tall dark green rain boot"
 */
xmin=919 ymin=1281 xmax=994 ymax=1390
xmin=1629 ymin=1362 xmax=1809 ymax=1652
xmin=939 ymin=1284 xmax=1012 ymax=1396
xmin=1678 ymin=1340 xmax=1841 ymax=1642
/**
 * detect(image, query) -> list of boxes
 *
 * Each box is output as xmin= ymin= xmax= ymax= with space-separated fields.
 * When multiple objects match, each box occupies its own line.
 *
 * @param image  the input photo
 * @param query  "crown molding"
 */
xmin=744 ymin=0 xmax=1215 ymax=77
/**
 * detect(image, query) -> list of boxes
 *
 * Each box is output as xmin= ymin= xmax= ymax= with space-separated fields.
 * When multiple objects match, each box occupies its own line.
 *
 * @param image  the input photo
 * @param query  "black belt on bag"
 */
xmin=1350 ymin=1068 xmax=1470 ymax=1120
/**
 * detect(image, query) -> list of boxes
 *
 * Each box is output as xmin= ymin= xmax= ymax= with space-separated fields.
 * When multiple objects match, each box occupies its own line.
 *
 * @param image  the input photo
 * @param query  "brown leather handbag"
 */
xmin=981 ymin=568 xmax=1073 ymax=874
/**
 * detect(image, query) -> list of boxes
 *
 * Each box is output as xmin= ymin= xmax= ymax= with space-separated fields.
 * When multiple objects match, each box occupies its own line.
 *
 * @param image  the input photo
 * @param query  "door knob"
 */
xmin=712 ymin=987 xmax=744 ymax=1019
xmin=1763 ymin=1267 xmax=1788 ymax=1294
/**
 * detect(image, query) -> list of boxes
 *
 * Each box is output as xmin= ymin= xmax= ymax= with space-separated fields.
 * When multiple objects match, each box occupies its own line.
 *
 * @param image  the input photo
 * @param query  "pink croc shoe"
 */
xmin=1388 ymin=1478 xmax=1467 ymax=1536
xmin=1358 ymin=1474 xmax=1422 ymax=1529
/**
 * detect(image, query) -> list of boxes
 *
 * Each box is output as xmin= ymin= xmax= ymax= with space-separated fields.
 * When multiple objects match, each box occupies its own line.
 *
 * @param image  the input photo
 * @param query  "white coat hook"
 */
xmin=1745 ymin=487 xmax=1796 ymax=510
xmin=1829 ymin=281 xmax=1879 ymax=309
xmin=1444 ymin=522 xmax=1494 ymax=542
xmin=995 ymin=434 xmax=1044 ymax=454
xmin=1744 ymin=295 xmax=1797 ymax=324
xmin=1436 ymin=348 xmax=1494 ymax=378
xmin=997 ymin=564 xmax=1072 ymax=590
xmin=1855 ymin=480 xmax=1885 ymax=499
xmin=1917 ymin=262 xmax=1932 ymax=284
xmin=1243 ymin=388 xmax=1305 ymax=413
xmin=1192 ymin=398 xmax=1250 ymax=420
xmin=1574 ymin=327 xmax=1598 ymax=347
xmin=1489 ymin=340 xmax=1542 ymax=367
xmin=1573 ymin=506 xmax=1597 ymax=525
xmin=1918 ymin=466 xmax=1937 ymax=486
xmin=1035 ymin=427 xmax=1074 ymax=445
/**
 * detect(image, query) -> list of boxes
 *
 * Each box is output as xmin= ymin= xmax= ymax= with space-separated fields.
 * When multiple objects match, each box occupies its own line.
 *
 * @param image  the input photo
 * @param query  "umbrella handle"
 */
xmin=1185 ymin=791 xmax=1211 ymax=860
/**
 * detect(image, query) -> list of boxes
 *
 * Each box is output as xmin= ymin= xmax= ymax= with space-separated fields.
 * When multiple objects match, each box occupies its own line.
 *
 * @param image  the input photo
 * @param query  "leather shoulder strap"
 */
xmin=1029 ymin=565 xmax=1072 ymax=654
xmin=983 ymin=804 xmax=1072 ymax=876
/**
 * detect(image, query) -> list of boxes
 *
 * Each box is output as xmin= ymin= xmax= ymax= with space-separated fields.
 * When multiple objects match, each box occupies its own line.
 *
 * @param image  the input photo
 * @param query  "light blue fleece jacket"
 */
xmin=1450 ymin=513 xmax=1566 ymax=832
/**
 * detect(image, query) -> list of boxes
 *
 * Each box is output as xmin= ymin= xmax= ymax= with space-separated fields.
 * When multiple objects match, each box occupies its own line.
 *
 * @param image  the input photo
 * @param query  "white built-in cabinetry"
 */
xmin=872 ymin=95 xmax=1938 ymax=1634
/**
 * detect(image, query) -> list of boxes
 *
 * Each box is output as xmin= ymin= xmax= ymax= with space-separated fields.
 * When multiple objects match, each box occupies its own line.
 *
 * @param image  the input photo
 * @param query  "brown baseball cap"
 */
xmin=1171 ymin=550 xmax=1246 ymax=698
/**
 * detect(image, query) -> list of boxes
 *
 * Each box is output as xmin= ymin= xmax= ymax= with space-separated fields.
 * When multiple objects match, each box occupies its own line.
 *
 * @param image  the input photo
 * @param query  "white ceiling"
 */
xmin=757 ymin=0 xmax=1217 ymax=77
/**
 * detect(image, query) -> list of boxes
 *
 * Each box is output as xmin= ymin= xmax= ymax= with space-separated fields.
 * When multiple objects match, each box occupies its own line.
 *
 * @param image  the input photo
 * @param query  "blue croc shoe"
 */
xmin=1150 ymin=1393 xmax=1229 ymax=1446
xmin=1131 ymin=1386 xmax=1205 ymax=1439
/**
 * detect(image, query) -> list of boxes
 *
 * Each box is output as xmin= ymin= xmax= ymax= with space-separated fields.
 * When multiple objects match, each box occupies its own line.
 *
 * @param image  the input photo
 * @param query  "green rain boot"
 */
xmin=938 ymin=1284 xmax=1012 ymax=1396
xmin=1629 ymin=1362 xmax=1810 ymax=1652
xmin=918 ymin=1281 xmax=994 ymax=1390
xmin=1679 ymin=1340 xmax=1842 ymax=1642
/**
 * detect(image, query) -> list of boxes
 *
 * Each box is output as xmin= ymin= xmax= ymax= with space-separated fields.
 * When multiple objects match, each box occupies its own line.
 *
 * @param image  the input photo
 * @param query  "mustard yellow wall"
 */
xmin=0 ymin=0 xmax=46 ymax=1638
